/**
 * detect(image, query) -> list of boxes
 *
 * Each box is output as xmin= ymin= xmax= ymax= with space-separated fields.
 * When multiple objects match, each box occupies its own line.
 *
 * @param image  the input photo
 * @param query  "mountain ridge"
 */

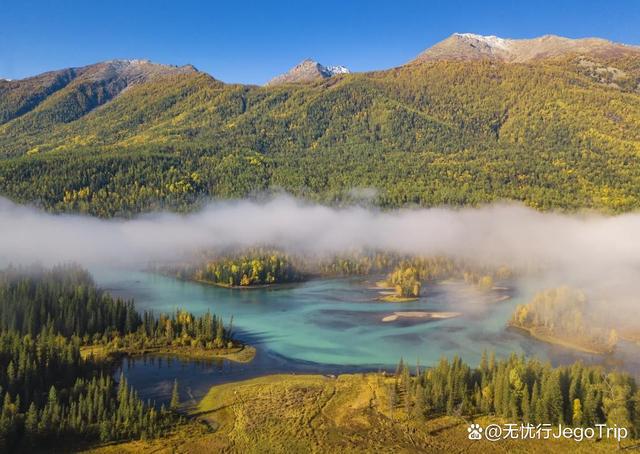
xmin=413 ymin=33 xmax=640 ymax=63
xmin=1 ymin=33 xmax=640 ymax=216
xmin=0 ymin=59 xmax=200 ymax=128
xmin=4 ymin=33 xmax=640 ymax=87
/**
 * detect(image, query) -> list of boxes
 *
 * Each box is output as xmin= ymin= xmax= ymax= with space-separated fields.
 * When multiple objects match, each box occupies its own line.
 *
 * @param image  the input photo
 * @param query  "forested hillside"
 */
xmin=0 ymin=264 xmax=241 ymax=450
xmin=1 ymin=36 xmax=640 ymax=216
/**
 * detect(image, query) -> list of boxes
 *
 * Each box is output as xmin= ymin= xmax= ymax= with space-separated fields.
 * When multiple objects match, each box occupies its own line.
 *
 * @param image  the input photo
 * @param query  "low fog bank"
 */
xmin=1 ymin=195 xmax=640 ymax=284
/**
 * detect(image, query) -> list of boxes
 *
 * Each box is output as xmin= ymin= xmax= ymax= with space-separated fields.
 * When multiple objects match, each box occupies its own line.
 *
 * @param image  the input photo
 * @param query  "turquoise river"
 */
xmin=91 ymin=268 xmax=640 ymax=405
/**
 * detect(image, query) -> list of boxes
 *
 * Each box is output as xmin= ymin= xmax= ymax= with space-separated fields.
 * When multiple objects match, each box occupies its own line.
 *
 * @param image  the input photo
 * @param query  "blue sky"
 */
xmin=1 ymin=0 xmax=639 ymax=84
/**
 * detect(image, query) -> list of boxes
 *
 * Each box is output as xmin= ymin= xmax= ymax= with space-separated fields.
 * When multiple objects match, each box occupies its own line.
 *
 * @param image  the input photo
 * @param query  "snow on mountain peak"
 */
xmin=324 ymin=65 xmax=350 ymax=75
xmin=453 ymin=33 xmax=512 ymax=50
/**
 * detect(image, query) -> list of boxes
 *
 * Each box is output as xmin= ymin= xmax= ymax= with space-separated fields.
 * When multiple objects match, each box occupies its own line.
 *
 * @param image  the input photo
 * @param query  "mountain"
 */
xmin=413 ymin=33 xmax=640 ymax=63
xmin=266 ymin=59 xmax=350 ymax=85
xmin=0 ymin=35 xmax=640 ymax=216
xmin=0 ymin=59 xmax=198 ymax=127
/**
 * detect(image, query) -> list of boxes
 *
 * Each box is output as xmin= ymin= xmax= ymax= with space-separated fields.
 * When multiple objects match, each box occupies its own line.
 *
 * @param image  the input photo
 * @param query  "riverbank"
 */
xmin=508 ymin=323 xmax=612 ymax=355
xmin=379 ymin=294 xmax=419 ymax=302
xmin=81 ymin=343 xmax=257 ymax=364
xmin=193 ymin=277 xmax=303 ymax=290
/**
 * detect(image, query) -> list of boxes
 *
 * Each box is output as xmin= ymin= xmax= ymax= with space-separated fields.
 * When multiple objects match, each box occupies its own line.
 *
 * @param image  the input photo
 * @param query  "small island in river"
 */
xmin=381 ymin=311 xmax=461 ymax=322
xmin=158 ymin=249 xmax=307 ymax=289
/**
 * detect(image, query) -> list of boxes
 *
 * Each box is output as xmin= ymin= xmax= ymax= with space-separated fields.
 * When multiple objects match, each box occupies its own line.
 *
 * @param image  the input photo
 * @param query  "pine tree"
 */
xmin=509 ymin=392 xmax=519 ymax=419
xmin=532 ymin=381 xmax=544 ymax=424
xmin=25 ymin=402 xmax=38 ymax=435
xmin=602 ymin=373 xmax=632 ymax=448
xmin=494 ymin=368 xmax=504 ymax=415
xmin=582 ymin=387 xmax=599 ymax=426
xmin=99 ymin=420 xmax=110 ymax=442
xmin=389 ymin=384 xmax=399 ymax=412
xmin=481 ymin=384 xmax=493 ymax=414
xmin=215 ymin=321 xmax=224 ymax=348
xmin=542 ymin=371 xmax=564 ymax=424
xmin=572 ymin=399 xmax=583 ymax=426
xmin=479 ymin=350 xmax=488 ymax=373
xmin=413 ymin=383 xmax=426 ymax=421
xmin=522 ymin=385 xmax=531 ymax=422
xmin=501 ymin=370 xmax=511 ymax=417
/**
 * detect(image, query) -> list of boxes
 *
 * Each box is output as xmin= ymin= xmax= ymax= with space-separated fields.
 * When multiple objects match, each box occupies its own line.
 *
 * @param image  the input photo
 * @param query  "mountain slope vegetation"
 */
xmin=1 ymin=35 xmax=640 ymax=216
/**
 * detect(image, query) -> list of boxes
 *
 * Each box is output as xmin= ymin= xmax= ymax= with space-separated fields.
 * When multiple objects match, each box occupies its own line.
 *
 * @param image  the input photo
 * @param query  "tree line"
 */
xmin=0 ymin=331 xmax=174 ymax=450
xmin=0 ymin=264 xmax=139 ymax=338
xmin=186 ymin=250 xmax=304 ymax=287
xmin=391 ymin=353 xmax=640 ymax=436
xmin=510 ymin=287 xmax=618 ymax=353
xmin=0 ymin=264 xmax=236 ymax=451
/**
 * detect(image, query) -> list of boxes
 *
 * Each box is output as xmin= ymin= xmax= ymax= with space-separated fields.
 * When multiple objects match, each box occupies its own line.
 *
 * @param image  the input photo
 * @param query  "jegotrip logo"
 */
xmin=467 ymin=423 xmax=629 ymax=442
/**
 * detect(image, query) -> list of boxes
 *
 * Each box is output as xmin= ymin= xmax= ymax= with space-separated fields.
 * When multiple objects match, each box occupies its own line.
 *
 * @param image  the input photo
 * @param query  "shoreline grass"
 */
xmin=508 ymin=323 xmax=612 ymax=355
xmin=379 ymin=294 xmax=419 ymax=302
xmin=81 ymin=343 xmax=257 ymax=364
xmin=81 ymin=373 xmax=628 ymax=453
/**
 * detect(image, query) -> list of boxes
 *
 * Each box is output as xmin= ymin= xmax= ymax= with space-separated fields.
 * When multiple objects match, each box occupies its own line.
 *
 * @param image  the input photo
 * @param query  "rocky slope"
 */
xmin=0 ymin=59 xmax=198 ymax=127
xmin=266 ymin=59 xmax=350 ymax=85
xmin=414 ymin=33 xmax=640 ymax=63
